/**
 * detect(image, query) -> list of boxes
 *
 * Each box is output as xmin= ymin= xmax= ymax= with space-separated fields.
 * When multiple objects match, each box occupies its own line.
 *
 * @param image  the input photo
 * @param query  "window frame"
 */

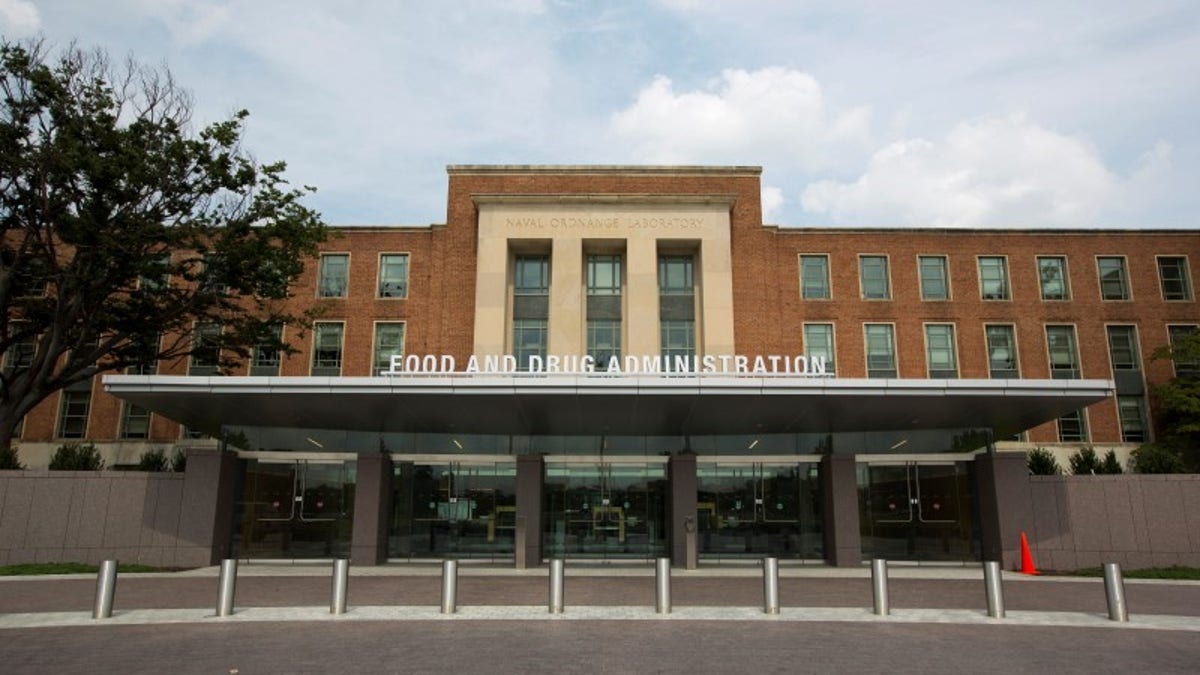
xmin=1166 ymin=324 xmax=1200 ymax=378
xmin=858 ymin=255 xmax=891 ymax=300
xmin=586 ymin=254 xmax=623 ymax=296
xmin=917 ymin=255 xmax=950 ymax=301
xmin=1056 ymin=409 xmax=1089 ymax=443
xmin=119 ymin=401 xmax=152 ymax=440
xmin=1036 ymin=255 xmax=1070 ymax=301
xmin=863 ymin=322 xmax=897 ymax=378
xmin=923 ymin=323 xmax=959 ymax=378
xmin=1096 ymin=255 xmax=1131 ymax=301
xmin=317 ymin=253 xmax=350 ymax=299
xmin=984 ymin=323 xmax=1020 ymax=379
xmin=977 ymin=255 xmax=1010 ymax=301
xmin=513 ymin=318 xmax=548 ymax=371
xmin=1117 ymin=396 xmax=1148 ymax=443
xmin=658 ymin=255 xmax=695 ymax=296
xmin=249 ymin=324 xmax=284 ymax=377
xmin=188 ymin=322 xmax=223 ymax=375
xmin=377 ymin=253 xmax=410 ymax=299
xmin=311 ymin=321 xmax=346 ymax=376
xmin=802 ymin=322 xmax=837 ymax=375
xmin=372 ymin=321 xmax=407 ymax=375
xmin=1156 ymin=255 xmax=1193 ymax=302
xmin=1105 ymin=324 xmax=1141 ymax=372
xmin=799 ymin=254 xmax=832 ymax=300
xmin=513 ymin=255 xmax=551 ymax=296
xmin=56 ymin=388 xmax=92 ymax=439
xmin=1045 ymin=324 xmax=1081 ymax=379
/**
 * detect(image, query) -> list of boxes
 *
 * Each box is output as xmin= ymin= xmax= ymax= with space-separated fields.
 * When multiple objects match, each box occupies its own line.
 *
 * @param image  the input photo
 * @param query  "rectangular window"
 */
xmin=587 ymin=319 xmax=622 ymax=369
xmin=373 ymin=322 xmax=406 ymax=374
xmin=859 ymin=256 xmax=890 ymax=300
xmin=188 ymin=322 xmax=222 ymax=375
xmin=803 ymin=323 xmax=836 ymax=375
xmin=2 ymin=322 xmax=36 ymax=375
xmin=1097 ymin=256 xmax=1130 ymax=300
xmin=1046 ymin=325 xmax=1080 ymax=379
xmin=126 ymin=332 xmax=160 ymax=375
xmin=378 ymin=254 xmax=409 ymax=298
xmin=924 ymin=324 xmax=958 ymax=378
xmin=318 ymin=253 xmax=349 ymax=298
xmin=514 ymin=255 xmax=550 ymax=295
xmin=658 ymin=256 xmax=694 ymax=295
xmin=1118 ymin=396 xmax=1147 ymax=443
xmin=57 ymin=388 xmax=92 ymax=439
xmin=513 ymin=319 xmax=547 ymax=371
xmin=311 ymin=322 xmax=344 ymax=376
xmin=250 ymin=325 xmax=283 ymax=376
xmin=660 ymin=319 xmax=695 ymax=361
xmin=985 ymin=325 xmax=1019 ymax=378
xmin=918 ymin=256 xmax=949 ymax=300
xmin=1106 ymin=326 xmax=1140 ymax=371
xmin=864 ymin=324 xmax=897 ymax=378
xmin=800 ymin=255 xmax=831 ymax=299
xmin=978 ymin=256 xmax=1010 ymax=300
xmin=1157 ymin=256 xmax=1192 ymax=301
xmin=1057 ymin=410 xmax=1088 ymax=442
xmin=119 ymin=402 xmax=151 ymax=439
xmin=139 ymin=252 xmax=171 ymax=293
xmin=587 ymin=255 xmax=622 ymax=295
xmin=1167 ymin=325 xmax=1199 ymax=377
xmin=1037 ymin=256 xmax=1069 ymax=300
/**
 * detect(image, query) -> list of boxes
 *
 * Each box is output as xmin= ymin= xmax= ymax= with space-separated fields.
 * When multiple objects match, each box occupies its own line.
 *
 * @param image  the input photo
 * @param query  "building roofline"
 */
xmin=447 ymin=164 xmax=762 ymax=176
xmin=763 ymin=225 xmax=1200 ymax=236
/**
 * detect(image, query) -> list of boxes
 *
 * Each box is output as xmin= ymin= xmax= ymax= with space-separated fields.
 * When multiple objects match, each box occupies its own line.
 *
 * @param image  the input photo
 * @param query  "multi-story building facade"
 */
xmin=9 ymin=165 xmax=1197 ymax=567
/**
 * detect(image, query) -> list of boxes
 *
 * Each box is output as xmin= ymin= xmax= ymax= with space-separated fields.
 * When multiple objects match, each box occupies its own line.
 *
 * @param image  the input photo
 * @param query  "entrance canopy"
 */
xmin=104 ymin=374 xmax=1112 ymax=440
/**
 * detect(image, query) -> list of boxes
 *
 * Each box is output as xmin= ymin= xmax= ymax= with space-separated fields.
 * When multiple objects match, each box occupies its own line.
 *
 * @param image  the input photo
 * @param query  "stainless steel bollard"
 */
xmin=655 ymin=557 xmax=672 ymax=614
xmin=983 ymin=560 xmax=1005 ymax=618
xmin=1103 ymin=562 xmax=1129 ymax=622
xmin=871 ymin=558 xmax=889 ymax=616
xmin=441 ymin=560 xmax=459 ymax=614
xmin=216 ymin=558 xmax=238 ymax=617
xmin=549 ymin=558 xmax=565 ymax=614
xmin=93 ymin=559 xmax=118 ymax=619
xmin=762 ymin=557 xmax=780 ymax=614
xmin=331 ymin=559 xmax=349 ymax=615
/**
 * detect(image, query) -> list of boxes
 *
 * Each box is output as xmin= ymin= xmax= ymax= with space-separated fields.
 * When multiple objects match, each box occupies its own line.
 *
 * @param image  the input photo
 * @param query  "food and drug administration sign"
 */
xmin=381 ymin=354 xmax=830 ymax=377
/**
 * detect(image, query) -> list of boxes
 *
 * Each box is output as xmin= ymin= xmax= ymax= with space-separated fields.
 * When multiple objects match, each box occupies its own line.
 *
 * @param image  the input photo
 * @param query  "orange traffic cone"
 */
xmin=1019 ymin=531 xmax=1040 ymax=575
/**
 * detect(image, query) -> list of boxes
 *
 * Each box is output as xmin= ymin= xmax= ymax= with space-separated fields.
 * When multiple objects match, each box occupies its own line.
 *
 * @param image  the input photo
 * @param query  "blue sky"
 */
xmin=3 ymin=1 xmax=1199 ymax=228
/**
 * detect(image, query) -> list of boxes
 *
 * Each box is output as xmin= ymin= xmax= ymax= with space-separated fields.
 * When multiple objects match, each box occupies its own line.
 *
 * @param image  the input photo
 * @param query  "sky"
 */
xmin=3 ymin=1 xmax=1199 ymax=229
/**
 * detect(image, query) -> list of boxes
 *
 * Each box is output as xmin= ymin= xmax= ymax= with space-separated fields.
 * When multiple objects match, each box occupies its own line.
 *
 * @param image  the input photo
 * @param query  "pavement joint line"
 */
xmin=2 ymin=606 xmax=1199 ymax=632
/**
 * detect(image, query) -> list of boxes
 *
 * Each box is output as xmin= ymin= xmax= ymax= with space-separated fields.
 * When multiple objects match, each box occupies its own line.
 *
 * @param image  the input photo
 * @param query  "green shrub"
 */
xmin=1027 ymin=447 xmax=1062 ymax=475
xmin=1130 ymin=443 xmax=1186 ymax=474
xmin=1098 ymin=449 xmax=1124 ymax=474
xmin=170 ymin=448 xmax=187 ymax=473
xmin=1068 ymin=446 xmax=1102 ymax=475
xmin=0 ymin=447 xmax=25 ymax=470
xmin=48 ymin=442 xmax=105 ymax=471
xmin=136 ymin=447 xmax=170 ymax=472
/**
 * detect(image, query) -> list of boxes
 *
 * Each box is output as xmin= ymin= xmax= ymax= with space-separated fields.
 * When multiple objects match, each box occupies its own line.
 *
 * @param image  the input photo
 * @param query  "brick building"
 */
xmin=10 ymin=165 xmax=1198 ymax=567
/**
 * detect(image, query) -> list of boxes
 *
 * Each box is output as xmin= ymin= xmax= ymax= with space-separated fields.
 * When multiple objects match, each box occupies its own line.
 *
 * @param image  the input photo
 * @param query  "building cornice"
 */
xmin=447 ymin=164 xmax=762 ymax=176
xmin=470 ymin=193 xmax=739 ymax=207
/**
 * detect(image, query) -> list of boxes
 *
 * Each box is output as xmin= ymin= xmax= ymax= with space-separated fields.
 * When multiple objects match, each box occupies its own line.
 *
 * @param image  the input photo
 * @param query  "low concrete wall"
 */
xmin=0 ymin=449 xmax=236 ymax=568
xmin=1024 ymin=474 xmax=1200 ymax=571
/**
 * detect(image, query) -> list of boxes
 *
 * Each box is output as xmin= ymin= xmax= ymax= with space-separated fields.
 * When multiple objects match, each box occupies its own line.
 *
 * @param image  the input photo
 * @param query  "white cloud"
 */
xmin=610 ymin=67 xmax=870 ymax=171
xmin=800 ymin=114 xmax=1124 ymax=228
xmin=760 ymin=185 xmax=783 ymax=223
xmin=0 ymin=0 xmax=40 ymax=36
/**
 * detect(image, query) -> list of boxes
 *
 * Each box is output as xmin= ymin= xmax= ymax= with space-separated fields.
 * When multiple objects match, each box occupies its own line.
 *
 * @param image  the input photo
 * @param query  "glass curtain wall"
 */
xmin=696 ymin=462 xmax=823 ymax=560
xmin=543 ymin=462 xmax=668 ymax=559
xmin=233 ymin=459 xmax=356 ymax=559
xmin=856 ymin=461 xmax=978 ymax=562
xmin=389 ymin=461 xmax=517 ymax=560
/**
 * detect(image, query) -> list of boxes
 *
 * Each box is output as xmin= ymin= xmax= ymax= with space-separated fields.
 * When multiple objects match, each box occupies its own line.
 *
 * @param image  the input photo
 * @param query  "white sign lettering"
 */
xmin=381 ymin=354 xmax=829 ymax=377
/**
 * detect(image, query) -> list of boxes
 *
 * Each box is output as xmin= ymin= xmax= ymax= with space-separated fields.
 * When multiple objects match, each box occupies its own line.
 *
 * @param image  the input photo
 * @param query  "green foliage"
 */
xmin=0 ymin=562 xmax=164 ymax=576
xmin=48 ymin=442 xmax=104 ymax=471
xmin=1130 ymin=443 xmax=1187 ymax=474
xmin=1098 ymin=449 xmax=1124 ymax=475
xmin=1026 ymin=447 xmax=1062 ymax=475
xmin=1069 ymin=566 xmax=1200 ymax=580
xmin=1151 ymin=328 xmax=1200 ymax=471
xmin=1068 ymin=446 xmax=1102 ymax=475
xmin=0 ymin=446 xmax=23 ymax=469
xmin=0 ymin=39 xmax=329 ymax=453
xmin=136 ymin=447 xmax=169 ymax=472
xmin=170 ymin=448 xmax=187 ymax=473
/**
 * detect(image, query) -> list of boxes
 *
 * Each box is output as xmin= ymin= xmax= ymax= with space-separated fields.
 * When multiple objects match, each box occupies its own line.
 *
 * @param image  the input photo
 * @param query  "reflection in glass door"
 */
xmin=389 ymin=461 xmax=516 ymax=560
xmin=543 ymin=462 xmax=667 ymax=559
xmin=234 ymin=459 xmax=356 ymax=559
xmin=857 ymin=462 xmax=978 ymax=562
xmin=696 ymin=463 xmax=823 ymax=560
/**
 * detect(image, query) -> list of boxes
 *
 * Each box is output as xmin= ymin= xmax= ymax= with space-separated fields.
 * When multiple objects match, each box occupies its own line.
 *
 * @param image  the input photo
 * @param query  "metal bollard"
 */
xmin=331 ymin=558 xmax=349 ymax=615
xmin=216 ymin=558 xmax=238 ymax=617
xmin=441 ymin=560 xmax=459 ymax=614
xmin=1103 ymin=562 xmax=1129 ymax=622
xmin=93 ymin=559 xmax=118 ymax=619
xmin=549 ymin=558 xmax=565 ymax=614
xmin=871 ymin=558 xmax=890 ymax=616
xmin=655 ymin=557 xmax=672 ymax=614
xmin=762 ymin=557 xmax=780 ymax=614
xmin=983 ymin=560 xmax=1005 ymax=618
xmin=684 ymin=516 xmax=698 ymax=570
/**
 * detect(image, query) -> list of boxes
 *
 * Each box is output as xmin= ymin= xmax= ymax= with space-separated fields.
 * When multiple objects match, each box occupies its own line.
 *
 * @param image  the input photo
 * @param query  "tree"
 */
xmin=1068 ymin=446 xmax=1101 ymax=475
xmin=1098 ymin=449 xmax=1123 ymax=475
xmin=1150 ymin=328 xmax=1200 ymax=471
xmin=0 ymin=40 xmax=329 ymax=462
xmin=1026 ymin=447 xmax=1062 ymax=475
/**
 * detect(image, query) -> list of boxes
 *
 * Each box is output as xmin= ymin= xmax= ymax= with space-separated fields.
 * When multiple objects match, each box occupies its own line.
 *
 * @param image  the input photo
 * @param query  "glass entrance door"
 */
xmin=389 ymin=461 xmax=516 ymax=560
xmin=543 ymin=462 xmax=667 ymax=559
xmin=696 ymin=462 xmax=823 ymax=560
xmin=857 ymin=462 xmax=977 ymax=562
xmin=234 ymin=459 xmax=356 ymax=559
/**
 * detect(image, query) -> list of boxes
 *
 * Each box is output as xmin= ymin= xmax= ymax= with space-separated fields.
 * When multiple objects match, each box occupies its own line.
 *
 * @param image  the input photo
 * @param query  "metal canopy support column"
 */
xmin=668 ymin=453 xmax=698 ymax=568
xmin=822 ymin=454 xmax=862 ymax=567
xmin=516 ymin=454 xmax=545 ymax=568
xmin=351 ymin=452 xmax=393 ymax=565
